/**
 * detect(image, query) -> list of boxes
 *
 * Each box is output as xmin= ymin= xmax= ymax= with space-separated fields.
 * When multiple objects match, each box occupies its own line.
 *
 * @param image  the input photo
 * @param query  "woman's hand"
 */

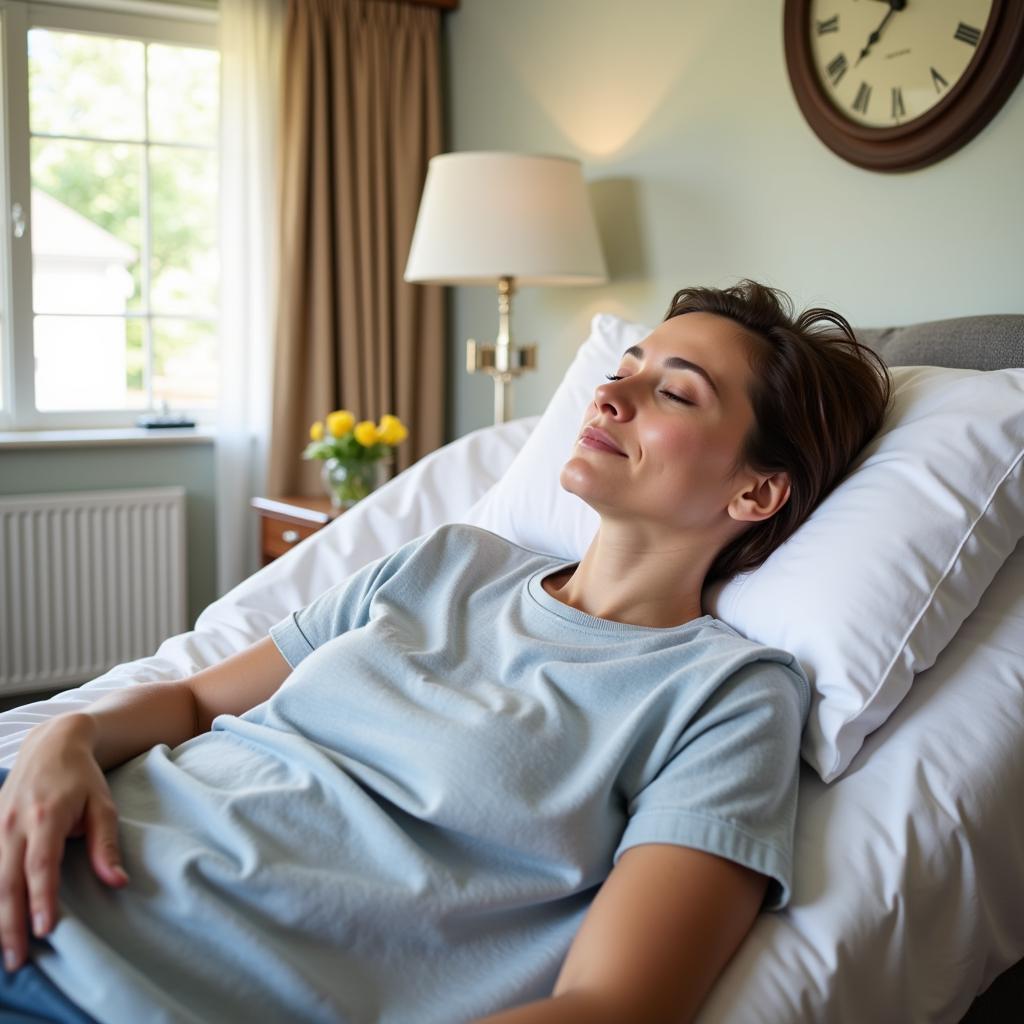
xmin=0 ymin=715 xmax=129 ymax=972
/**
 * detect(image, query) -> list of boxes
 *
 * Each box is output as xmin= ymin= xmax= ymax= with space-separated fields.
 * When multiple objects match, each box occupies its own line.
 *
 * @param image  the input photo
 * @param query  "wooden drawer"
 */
xmin=260 ymin=516 xmax=321 ymax=560
xmin=251 ymin=496 xmax=339 ymax=565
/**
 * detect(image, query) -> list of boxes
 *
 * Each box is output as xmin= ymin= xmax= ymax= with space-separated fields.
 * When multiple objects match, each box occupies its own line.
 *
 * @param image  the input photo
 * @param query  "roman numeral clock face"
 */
xmin=784 ymin=0 xmax=1024 ymax=170
xmin=811 ymin=0 xmax=992 ymax=127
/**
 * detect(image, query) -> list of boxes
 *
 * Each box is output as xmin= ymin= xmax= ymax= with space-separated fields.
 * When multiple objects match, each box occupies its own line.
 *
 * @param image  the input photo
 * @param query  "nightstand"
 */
xmin=251 ymin=496 xmax=341 ymax=566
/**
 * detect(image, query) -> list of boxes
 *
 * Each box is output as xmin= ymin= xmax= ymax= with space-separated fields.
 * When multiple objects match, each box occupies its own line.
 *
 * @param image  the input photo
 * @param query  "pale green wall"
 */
xmin=0 ymin=441 xmax=216 ymax=628
xmin=441 ymin=0 xmax=1024 ymax=439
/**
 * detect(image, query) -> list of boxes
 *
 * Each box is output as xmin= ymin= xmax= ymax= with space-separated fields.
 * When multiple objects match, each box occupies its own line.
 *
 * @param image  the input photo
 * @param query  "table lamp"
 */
xmin=404 ymin=152 xmax=608 ymax=424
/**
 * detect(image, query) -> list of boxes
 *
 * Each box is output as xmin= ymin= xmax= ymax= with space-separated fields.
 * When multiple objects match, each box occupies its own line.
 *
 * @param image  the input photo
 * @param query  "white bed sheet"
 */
xmin=0 ymin=416 xmax=1020 ymax=1023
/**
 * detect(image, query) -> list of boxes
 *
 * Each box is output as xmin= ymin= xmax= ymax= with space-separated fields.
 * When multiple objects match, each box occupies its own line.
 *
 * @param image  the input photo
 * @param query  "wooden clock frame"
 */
xmin=783 ymin=0 xmax=1024 ymax=172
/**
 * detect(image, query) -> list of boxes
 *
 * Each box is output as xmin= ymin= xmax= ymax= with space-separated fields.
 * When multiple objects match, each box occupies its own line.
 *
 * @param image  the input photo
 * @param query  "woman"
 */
xmin=0 ymin=280 xmax=891 ymax=1024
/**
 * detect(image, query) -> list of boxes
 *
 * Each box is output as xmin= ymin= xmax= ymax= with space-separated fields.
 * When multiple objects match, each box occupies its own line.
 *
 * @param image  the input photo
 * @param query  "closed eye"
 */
xmin=603 ymin=374 xmax=694 ymax=405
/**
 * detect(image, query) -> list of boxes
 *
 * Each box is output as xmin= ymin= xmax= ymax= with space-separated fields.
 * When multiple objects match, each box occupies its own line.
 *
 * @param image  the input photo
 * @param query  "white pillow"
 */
xmin=463 ymin=312 xmax=1024 ymax=783
xmin=461 ymin=314 xmax=636 ymax=559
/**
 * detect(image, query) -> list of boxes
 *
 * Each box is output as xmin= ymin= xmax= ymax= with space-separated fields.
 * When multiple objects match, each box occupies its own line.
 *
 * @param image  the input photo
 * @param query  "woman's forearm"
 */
xmin=21 ymin=636 xmax=292 ymax=774
xmin=49 ymin=680 xmax=198 ymax=771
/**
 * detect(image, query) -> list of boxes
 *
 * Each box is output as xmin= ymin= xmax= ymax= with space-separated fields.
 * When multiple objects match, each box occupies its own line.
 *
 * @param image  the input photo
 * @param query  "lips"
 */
xmin=578 ymin=426 xmax=627 ymax=457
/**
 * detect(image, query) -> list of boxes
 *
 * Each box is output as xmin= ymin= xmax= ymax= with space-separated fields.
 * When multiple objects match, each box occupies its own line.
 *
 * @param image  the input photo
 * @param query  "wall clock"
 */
xmin=783 ymin=0 xmax=1024 ymax=171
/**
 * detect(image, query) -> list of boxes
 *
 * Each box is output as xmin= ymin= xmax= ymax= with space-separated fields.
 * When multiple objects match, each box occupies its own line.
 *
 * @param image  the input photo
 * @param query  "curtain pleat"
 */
xmin=214 ymin=0 xmax=285 ymax=596
xmin=268 ymin=0 xmax=444 ymax=497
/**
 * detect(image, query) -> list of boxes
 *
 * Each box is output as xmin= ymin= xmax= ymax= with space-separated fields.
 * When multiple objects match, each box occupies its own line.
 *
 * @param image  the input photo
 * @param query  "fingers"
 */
xmin=0 ymin=790 xmax=128 ymax=974
xmin=25 ymin=804 xmax=69 ymax=944
xmin=0 ymin=830 xmax=28 ymax=972
xmin=85 ymin=796 xmax=129 ymax=888
xmin=9 ymin=795 xmax=71 ymax=971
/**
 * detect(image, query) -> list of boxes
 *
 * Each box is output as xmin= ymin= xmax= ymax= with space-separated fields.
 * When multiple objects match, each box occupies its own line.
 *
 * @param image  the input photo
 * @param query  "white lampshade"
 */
xmin=404 ymin=151 xmax=608 ymax=287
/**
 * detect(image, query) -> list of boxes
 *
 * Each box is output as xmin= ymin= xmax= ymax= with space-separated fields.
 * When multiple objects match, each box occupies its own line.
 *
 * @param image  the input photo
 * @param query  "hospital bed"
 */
xmin=0 ymin=310 xmax=1021 ymax=1023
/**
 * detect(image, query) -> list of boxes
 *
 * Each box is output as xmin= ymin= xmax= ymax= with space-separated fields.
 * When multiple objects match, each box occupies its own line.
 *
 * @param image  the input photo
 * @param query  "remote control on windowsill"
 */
xmin=135 ymin=403 xmax=196 ymax=429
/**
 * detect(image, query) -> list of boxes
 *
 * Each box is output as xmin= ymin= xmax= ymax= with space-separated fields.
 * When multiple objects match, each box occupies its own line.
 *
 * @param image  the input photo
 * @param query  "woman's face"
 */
xmin=560 ymin=311 xmax=762 ymax=535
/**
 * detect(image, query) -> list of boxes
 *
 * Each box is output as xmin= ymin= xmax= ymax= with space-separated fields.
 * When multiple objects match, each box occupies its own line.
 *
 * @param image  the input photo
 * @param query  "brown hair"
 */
xmin=663 ymin=278 xmax=893 ymax=587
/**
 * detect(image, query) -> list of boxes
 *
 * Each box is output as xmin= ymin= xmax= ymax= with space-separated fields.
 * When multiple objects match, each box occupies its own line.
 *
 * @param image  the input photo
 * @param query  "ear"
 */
xmin=728 ymin=470 xmax=790 ymax=524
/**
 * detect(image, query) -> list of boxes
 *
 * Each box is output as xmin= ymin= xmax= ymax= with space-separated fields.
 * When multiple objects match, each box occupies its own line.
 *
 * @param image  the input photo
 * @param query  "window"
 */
xmin=0 ymin=1 xmax=218 ymax=429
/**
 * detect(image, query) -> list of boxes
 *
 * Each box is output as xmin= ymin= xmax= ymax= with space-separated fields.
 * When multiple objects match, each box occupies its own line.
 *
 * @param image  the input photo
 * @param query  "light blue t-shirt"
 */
xmin=37 ymin=524 xmax=810 ymax=1024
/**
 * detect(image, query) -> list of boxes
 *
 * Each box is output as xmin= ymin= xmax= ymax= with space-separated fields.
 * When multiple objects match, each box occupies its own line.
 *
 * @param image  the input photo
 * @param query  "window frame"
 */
xmin=0 ymin=0 xmax=218 ymax=430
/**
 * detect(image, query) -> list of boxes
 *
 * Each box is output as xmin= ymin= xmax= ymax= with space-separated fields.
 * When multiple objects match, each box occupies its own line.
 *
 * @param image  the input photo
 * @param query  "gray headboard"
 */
xmin=855 ymin=314 xmax=1024 ymax=371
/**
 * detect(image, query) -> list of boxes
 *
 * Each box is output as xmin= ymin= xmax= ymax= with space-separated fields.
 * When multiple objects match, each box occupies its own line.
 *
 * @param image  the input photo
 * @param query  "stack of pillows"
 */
xmin=463 ymin=313 xmax=1024 ymax=784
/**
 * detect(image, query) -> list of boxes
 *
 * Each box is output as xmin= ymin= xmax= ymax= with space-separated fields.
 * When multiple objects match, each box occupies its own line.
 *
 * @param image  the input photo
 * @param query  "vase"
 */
xmin=321 ymin=457 xmax=392 ymax=510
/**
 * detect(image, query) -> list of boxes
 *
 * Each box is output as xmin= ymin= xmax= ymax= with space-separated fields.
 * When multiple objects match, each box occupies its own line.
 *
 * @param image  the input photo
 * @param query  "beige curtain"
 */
xmin=268 ymin=0 xmax=445 ymax=497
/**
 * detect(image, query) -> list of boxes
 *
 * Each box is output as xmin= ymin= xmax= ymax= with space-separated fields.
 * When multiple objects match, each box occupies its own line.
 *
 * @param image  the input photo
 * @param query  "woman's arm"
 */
xmin=471 ymin=843 xmax=768 ymax=1024
xmin=64 ymin=635 xmax=292 ymax=770
xmin=0 ymin=636 xmax=292 ymax=970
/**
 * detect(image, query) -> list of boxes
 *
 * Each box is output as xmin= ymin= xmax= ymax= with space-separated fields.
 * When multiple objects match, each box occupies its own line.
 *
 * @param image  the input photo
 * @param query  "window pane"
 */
xmin=150 ymin=145 xmax=218 ymax=317
xmin=28 ymin=29 xmax=144 ymax=141
xmin=125 ymin=317 xmax=145 ymax=406
xmin=31 ymin=139 xmax=142 ymax=313
xmin=153 ymin=318 xmax=217 ymax=409
xmin=148 ymin=44 xmax=218 ymax=146
xmin=22 ymin=28 xmax=219 ymax=420
xmin=34 ymin=315 xmax=145 ymax=410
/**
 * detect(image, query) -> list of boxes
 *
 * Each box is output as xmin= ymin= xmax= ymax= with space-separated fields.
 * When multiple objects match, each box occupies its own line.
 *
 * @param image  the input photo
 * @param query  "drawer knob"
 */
xmin=281 ymin=529 xmax=301 ymax=544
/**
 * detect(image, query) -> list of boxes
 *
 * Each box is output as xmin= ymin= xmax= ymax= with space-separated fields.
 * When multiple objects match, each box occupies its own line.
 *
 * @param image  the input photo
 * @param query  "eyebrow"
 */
xmin=621 ymin=345 xmax=720 ymax=399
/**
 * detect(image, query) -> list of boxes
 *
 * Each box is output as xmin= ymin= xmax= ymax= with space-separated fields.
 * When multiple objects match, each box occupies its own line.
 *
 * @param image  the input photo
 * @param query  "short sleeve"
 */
xmin=268 ymin=532 xmax=428 ymax=669
xmin=614 ymin=659 xmax=807 ymax=911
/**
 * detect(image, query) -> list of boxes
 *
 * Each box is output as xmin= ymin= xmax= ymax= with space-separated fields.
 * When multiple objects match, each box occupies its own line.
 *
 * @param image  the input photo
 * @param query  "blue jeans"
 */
xmin=0 ymin=766 xmax=98 ymax=1024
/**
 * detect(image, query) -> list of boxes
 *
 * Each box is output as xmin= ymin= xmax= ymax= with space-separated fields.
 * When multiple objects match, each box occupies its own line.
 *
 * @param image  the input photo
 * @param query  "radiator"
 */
xmin=0 ymin=487 xmax=187 ymax=695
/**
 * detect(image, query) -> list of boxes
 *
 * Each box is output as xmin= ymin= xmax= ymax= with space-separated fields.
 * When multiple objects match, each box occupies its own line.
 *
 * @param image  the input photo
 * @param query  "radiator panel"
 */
xmin=0 ymin=488 xmax=187 ymax=694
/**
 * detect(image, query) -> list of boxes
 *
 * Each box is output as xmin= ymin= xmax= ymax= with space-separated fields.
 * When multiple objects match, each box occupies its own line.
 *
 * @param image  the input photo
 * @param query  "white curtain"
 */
xmin=214 ymin=0 xmax=285 ymax=597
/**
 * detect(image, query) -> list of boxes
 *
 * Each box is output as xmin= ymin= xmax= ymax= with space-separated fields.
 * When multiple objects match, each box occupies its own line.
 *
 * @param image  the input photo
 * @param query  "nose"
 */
xmin=592 ymin=377 xmax=635 ymax=420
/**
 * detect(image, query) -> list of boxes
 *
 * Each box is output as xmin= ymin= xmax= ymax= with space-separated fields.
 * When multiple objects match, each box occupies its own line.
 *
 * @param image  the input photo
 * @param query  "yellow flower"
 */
xmin=377 ymin=414 xmax=408 ymax=446
xmin=354 ymin=420 xmax=378 ymax=447
xmin=309 ymin=421 xmax=324 ymax=442
xmin=326 ymin=410 xmax=355 ymax=437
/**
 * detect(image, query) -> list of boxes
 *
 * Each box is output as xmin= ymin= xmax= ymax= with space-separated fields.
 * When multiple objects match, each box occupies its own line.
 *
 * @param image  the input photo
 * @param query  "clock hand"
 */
xmin=854 ymin=0 xmax=906 ymax=67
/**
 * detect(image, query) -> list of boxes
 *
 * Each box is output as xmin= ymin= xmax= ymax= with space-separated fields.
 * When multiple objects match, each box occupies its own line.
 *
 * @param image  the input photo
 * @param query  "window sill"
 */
xmin=0 ymin=426 xmax=217 ymax=451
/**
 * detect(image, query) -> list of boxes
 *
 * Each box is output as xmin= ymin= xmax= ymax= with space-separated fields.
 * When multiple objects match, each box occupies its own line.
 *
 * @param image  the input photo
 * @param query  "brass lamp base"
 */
xmin=466 ymin=276 xmax=537 ymax=424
